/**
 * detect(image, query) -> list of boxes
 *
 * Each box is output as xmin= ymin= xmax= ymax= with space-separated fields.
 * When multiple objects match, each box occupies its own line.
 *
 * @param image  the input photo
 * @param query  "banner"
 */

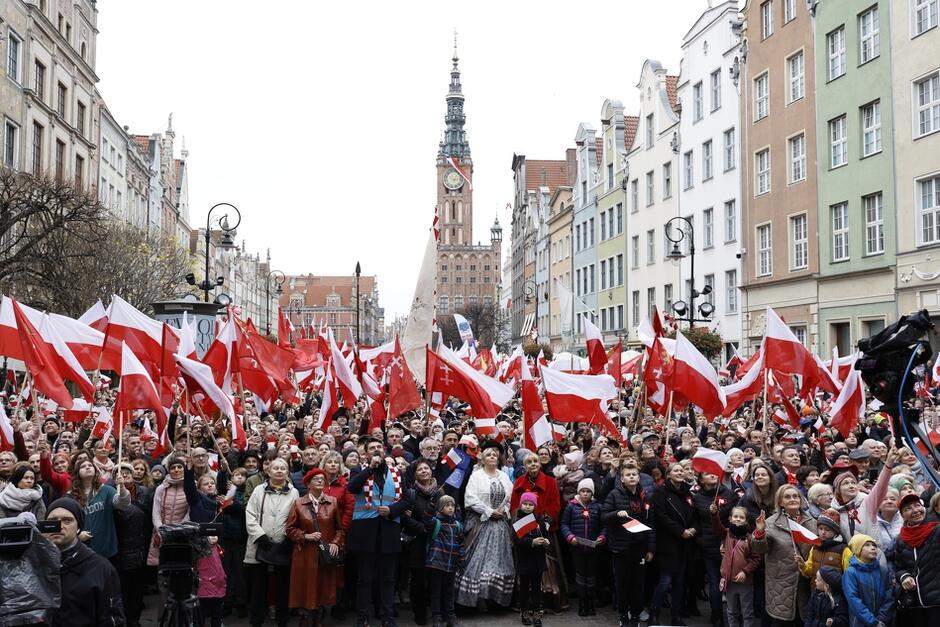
xmin=453 ymin=313 xmax=475 ymax=346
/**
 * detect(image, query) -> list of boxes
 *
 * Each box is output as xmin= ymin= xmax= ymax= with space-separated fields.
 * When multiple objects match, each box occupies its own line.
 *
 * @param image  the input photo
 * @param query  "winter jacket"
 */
xmin=601 ymin=483 xmax=655 ymax=555
xmin=400 ymin=483 xmax=445 ymax=569
xmin=243 ymin=481 xmax=299 ymax=565
xmin=53 ymin=540 xmax=124 ymax=627
xmin=751 ymin=511 xmax=816 ymax=622
xmin=290 ymin=465 xmax=318 ymax=496
xmin=322 ymin=473 xmax=355 ymax=531
xmin=894 ymin=522 xmax=940 ymax=609
xmin=842 ymin=556 xmax=893 ymax=627
xmin=831 ymin=462 xmax=892 ymax=542
xmin=804 ymin=589 xmax=849 ymax=627
xmin=426 ymin=513 xmax=464 ymax=573
xmin=221 ymin=484 xmax=248 ymax=544
xmin=650 ymin=479 xmax=697 ymax=565
xmin=691 ymin=484 xmax=735 ymax=561
xmin=514 ymin=511 xmax=549 ymax=576
xmin=560 ymin=498 xmax=605 ymax=544
xmin=112 ymin=486 xmax=152 ymax=571
xmin=711 ymin=512 xmax=761 ymax=585
xmin=346 ymin=463 xmax=409 ymax=554
xmin=184 ymin=467 xmax=223 ymax=525
xmin=511 ymin=470 xmax=562 ymax=532
xmin=798 ymin=539 xmax=852 ymax=581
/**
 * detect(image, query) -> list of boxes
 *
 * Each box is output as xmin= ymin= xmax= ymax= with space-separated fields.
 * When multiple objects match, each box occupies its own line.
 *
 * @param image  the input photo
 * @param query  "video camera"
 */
xmin=157 ymin=522 xmax=222 ymax=603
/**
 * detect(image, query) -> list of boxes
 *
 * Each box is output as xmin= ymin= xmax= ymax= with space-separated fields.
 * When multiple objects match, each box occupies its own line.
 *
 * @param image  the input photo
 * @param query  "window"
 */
xmin=589 ymin=263 xmax=595 ymax=293
xmin=783 ymin=0 xmax=796 ymax=22
xmin=439 ymin=296 xmax=449 ymax=314
xmin=723 ymin=128 xmax=736 ymax=170
xmin=756 ymin=149 xmax=771 ymax=195
xmin=600 ymin=259 xmax=608 ymax=290
xmin=663 ymin=163 xmax=672 ymax=198
xmin=789 ymin=133 xmax=806 ymax=182
xmin=576 ymin=269 xmax=582 ymax=296
xmin=864 ymin=192 xmax=884 ymax=255
xmin=703 ymin=208 xmax=714 ymax=248
xmin=6 ymin=31 xmax=21 ymax=83
xmin=918 ymin=175 xmax=940 ymax=244
xmin=607 ymin=163 xmax=614 ymax=190
xmin=830 ymin=115 xmax=848 ymax=167
xmin=630 ymin=179 xmax=639 ymax=211
xmin=702 ymin=140 xmax=713 ymax=180
xmin=693 ymin=82 xmax=704 ymax=121
xmin=683 ymin=151 xmax=694 ymax=189
xmin=617 ymin=305 xmax=624 ymax=329
xmin=787 ymin=51 xmax=804 ymax=102
xmin=754 ymin=73 xmax=769 ymax=120
xmin=647 ymin=288 xmax=656 ymax=316
xmin=862 ymin=101 xmax=882 ymax=156
xmin=646 ymin=171 xmax=654 ymax=205
xmin=724 ymin=200 xmax=737 ymax=242
xmin=859 ymin=7 xmax=880 ymax=63
xmin=664 ymin=284 xmax=674 ymax=313
xmin=73 ymin=154 xmax=83 ymax=188
xmin=76 ymin=102 xmax=86 ymax=136
xmin=914 ymin=0 xmax=939 ymax=36
xmin=704 ymin=275 xmax=715 ymax=304
xmin=791 ymin=214 xmax=808 ymax=269
xmin=632 ymin=291 xmax=640 ymax=327
xmin=616 ymin=203 xmax=623 ymax=234
xmin=608 ymin=257 xmax=615 ymax=288
xmin=616 ymin=254 xmax=624 ymax=285
xmin=791 ymin=325 xmax=808 ymax=347
xmin=56 ymin=82 xmax=66 ymax=117
xmin=828 ymin=27 xmax=846 ymax=80
xmin=601 ymin=308 xmax=608 ymax=331
xmin=757 ymin=224 xmax=772 ymax=276
xmin=54 ymin=139 xmax=64 ymax=182
xmin=646 ymin=113 xmax=654 ymax=148
xmin=631 ymin=236 xmax=639 ymax=268
xmin=761 ymin=1 xmax=774 ymax=38
xmin=646 ymin=229 xmax=655 ymax=264
xmin=31 ymin=121 xmax=42 ymax=174
xmin=33 ymin=60 xmax=46 ymax=100
xmin=710 ymin=70 xmax=721 ymax=111
xmin=831 ymin=203 xmax=849 ymax=261
xmin=589 ymin=218 xmax=595 ymax=246
xmin=915 ymin=72 xmax=940 ymax=137
xmin=600 ymin=210 xmax=607 ymax=241
xmin=726 ymin=270 xmax=738 ymax=312
xmin=608 ymin=209 xmax=615 ymax=239
xmin=3 ymin=122 xmax=17 ymax=168
xmin=575 ymin=224 xmax=581 ymax=252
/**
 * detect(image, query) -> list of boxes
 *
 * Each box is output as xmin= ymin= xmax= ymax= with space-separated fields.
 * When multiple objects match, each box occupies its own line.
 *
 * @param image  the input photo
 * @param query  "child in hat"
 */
xmin=710 ymin=503 xmax=760 ymax=627
xmin=804 ymin=566 xmax=848 ymax=627
xmin=515 ymin=492 xmax=549 ymax=627
xmin=426 ymin=495 xmax=464 ymax=627
xmin=842 ymin=534 xmax=893 ymax=627
xmin=796 ymin=509 xmax=853 ymax=581
xmin=560 ymin=478 xmax=605 ymax=617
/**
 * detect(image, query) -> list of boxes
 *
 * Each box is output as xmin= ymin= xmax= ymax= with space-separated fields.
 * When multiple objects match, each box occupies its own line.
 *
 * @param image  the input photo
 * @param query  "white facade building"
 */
xmin=98 ymin=106 xmax=126 ymax=222
xmin=676 ymin=1 xmax=743 ymax=360
xmin=572 ymin=123 xmax=599 ymax=339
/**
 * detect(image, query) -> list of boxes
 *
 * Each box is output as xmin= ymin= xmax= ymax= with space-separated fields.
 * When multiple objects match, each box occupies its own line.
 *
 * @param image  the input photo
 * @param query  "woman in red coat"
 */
xmin=321 ymin=451 xmax=354 ymax=530
xmin=287 ymin=468 xmax=345 ymax=627
xmin=511 ymin=452 xmax=568 ymax=612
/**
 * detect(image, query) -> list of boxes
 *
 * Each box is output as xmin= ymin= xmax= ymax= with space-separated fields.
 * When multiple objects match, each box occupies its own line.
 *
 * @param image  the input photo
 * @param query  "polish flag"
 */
xmin=114 ymin=342 xmax=164 ymax=417
xmin=37 ymin=313 xmax=95 ymax=401
xmin=762 ymin=306 xmax=815 ymax=382
xmin=787 ymin=517 xmax=821 ymax=546
xmin=91 ymin=405 xmax=113 ymax=440
xmin=447 ymin=155 xmax=473 ymax=190
xmin=439 ymin=345 xmax=514 ymax=412
xmin=11 ymin=299 xmax=75 ymax=408
xmin=498 ymin=345 xmax=524 ymax=384
xmin=61 ymin=398 xmax=92 ymax=422
xmin=444 ymin=447 xmax=463 ymax=470
xmin=540 ymin=366 xmax=618 ymax=434
xmin=606 ymin=340 xmax=623 ymax=386
xmin=474 ymin=417 xmax=497 ymax=436
xmin=521 ymin=351 xmax=552 ymax=449
xmin=673 ymin=331 xmax=726 ymax=418
xmin=0 ymin=403 xmax=13 ymax=451
xmin=721 ymin=350 xmax=765 ymax=416
xmin=103 ymin=295 xmax=178 ymax=375
xmin=78 ymin=298 xmax=109 ymax=332
xmin=551 ymin=423 xmax=567 ymax=442
xmin=736 ymin=348 xmax=763 ymax=380
xmin=828 ymin=355 xmax=865 ymax=437
xmin=316 ymin=363 xmax=336 ymax=431
xmin=582 ymin=315 xmax=607 ymax=375
xmin=513 ymin=513 xmax=539 ymax=538
xmin=208 ymin=453 xmax=220 ymax=472
xmin=636 ymin=305 xmax=665 ymax=347
xmin=176 ymin=312 xmax=199 ymax=361
xmin=174 ymin=353 xmax=244 ymax=449
xmin=202 ymin=316 xmax=240 ymax=395
xmin=622 ymin=518 xmax=652 ymax=533
xmin=691 ymin=448 xmax=729 ymax=477
xmin=277 ymin=308 xmax=293 ymax=349
xmin=328 ymin=328 xmax=362 ymax=408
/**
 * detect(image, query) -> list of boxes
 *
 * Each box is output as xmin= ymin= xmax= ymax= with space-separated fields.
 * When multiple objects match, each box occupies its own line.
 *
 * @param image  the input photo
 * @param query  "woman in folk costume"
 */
xmin=511 ymin=451 xmax=567 ymax=612
xmin=456 ymin=440 xmax=516 ymax=609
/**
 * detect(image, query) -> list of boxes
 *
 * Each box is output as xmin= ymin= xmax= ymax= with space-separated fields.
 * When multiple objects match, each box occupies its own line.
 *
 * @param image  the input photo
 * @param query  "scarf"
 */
xmin=364 ymin=465 xmax=401 ymax=509
xmin=414 ymin=478 xmax=439 ymax=497
xmin=728 ymin=522 xmax=749 ymax=539
xmin=900 ymin=521 xmax=940 ymax=549
xmin=0 ymin=483 xmax=42 ymax=512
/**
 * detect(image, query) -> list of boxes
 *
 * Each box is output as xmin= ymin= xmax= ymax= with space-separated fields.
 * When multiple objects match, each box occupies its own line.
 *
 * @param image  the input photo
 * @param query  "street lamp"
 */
xmin=186 ymin=203 xmax=241 ymax=303
xmin=664 ymin=216 xmax=714 ymax=325
xmin=354 ymin=261 xmax=361 ymax=346
xmin=266 ymin=270 xmax=285 ymax=335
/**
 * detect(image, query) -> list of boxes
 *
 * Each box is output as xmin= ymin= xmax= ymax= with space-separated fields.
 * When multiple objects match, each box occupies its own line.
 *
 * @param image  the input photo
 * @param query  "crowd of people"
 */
xmin=2 ymin=383 xmax=940 ymax=627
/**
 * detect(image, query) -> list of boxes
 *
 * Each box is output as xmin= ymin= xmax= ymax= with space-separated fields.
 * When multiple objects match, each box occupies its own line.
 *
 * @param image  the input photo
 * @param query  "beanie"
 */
xmin=818 ymin=566 xmax=842 ymax=591
xmin=520 ymin=491 xmax=538 ymax=507
xmin=832 ymin=472 xmax=856 ymax=498
xmin=848 ymin=533 xmax=876 ymax=558
xmin=816 ymin=509 xmax=842 ymax=534
xmin=46 ymin=497 xmax=85 ymax=530
xmin=577 ymin=478 xmax=595 ymax=494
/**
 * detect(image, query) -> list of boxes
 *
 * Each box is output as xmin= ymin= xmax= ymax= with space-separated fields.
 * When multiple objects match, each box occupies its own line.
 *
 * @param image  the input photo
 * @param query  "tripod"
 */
xmin=158 ymin=567 xmax=201 ymax=627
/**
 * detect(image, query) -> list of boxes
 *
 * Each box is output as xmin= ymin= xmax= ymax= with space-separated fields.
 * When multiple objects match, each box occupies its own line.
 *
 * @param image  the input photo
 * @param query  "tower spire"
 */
xmin=440 ymin=33 xmax=470 ymax=160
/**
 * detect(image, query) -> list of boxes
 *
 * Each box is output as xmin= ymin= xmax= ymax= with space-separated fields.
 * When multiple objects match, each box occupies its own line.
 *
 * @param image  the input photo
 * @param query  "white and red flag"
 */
xmin=622 ymin=518 xmax=652 ymax=533
xmin=673 ymin=331 xmax=726 ymax=418
xmin=114 ymin=342 xmax=164 ymax=419
xmin=102 ymin=295 xmax=178 ymax=375
xmin=175 ymin=353 xmax=244 ymax=449
xmin=513 ymin=513 xmax=538 ymax=538
xmin=387 ymin=336 xmax=422 ymax=420
xmin=0 ymin=403 xmax=13 ymax=452
xmin=473 ymin=417 xmax=497 ymax=437
xmin=10 ymin=299 xmax=74 ymax=408
xmin=91 ymin=405 xmax=113 ymax=440
xmin=721 ymin=349 xmax=765 ymax=416
xmin=582 ymin=315 xmax=607 ymax=375
xmin=444 ymin=447 xmax=463 ymax=470
xmin=447 ymin=156 xmax=473 ymax=190
xmin=691 ymin=448 xmax=728 ymax=477
xmin=787 ymin=517 xmax=821 ymax=546
xmin=37 ymin=313 xmax=95 ymax=401
xmin=828 ymin=355 xmax=865 ymax=437
xmin=328 ymin=331 xmax=361 ymax=408
xmin=78 ymin=298 xmax=108 ymax=332
xmin=521 ymin=355 xmax=552 ymax=449
xmin=317 ymin=362 xmax=337 ymax=431
xmin=540 ymin=366 xmax=620 ymax=440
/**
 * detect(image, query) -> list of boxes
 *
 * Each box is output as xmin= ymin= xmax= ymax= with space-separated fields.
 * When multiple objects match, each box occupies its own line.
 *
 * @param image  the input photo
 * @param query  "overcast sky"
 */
xmin=96 ymin=1 xmax=709 ymax=321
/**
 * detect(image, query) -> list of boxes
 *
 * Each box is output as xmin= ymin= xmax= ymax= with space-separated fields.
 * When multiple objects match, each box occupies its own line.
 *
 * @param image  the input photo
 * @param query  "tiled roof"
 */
xmin=624 ymin=116 xmax=639 ymax=152
xmin=666 ymin=75 xmax=679 ymax=113
xmin=595 ymin=138 xmax=604 ymax=166
xmin=131 ymin=135 xmax=151 ymax=155
xmin=525 ymin=159 xmax=570 ymax=193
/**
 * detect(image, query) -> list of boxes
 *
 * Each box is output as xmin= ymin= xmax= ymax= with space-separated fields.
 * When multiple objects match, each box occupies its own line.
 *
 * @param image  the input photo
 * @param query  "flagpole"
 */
xmin=117 ymin=411 xmax=124 ymax=464
xmin=665 ymin=390 xmax=674 ymax=421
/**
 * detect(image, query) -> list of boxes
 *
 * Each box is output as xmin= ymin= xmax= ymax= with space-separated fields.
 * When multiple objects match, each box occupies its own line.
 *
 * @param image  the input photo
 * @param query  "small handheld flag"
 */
xmin=622 ymin=519 xmax=652 ymax=533
xmin=691 ymin=448 xmax=729 ymax=477
xmin=787 ymin=517 xmax=821 ymax=546
xmin=513 ymin=513 xmax=539 ymax=538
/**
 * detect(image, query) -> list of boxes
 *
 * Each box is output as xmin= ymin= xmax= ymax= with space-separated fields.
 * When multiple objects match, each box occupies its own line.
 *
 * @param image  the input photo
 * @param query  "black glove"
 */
xmin=256 ymin=534 xmax=273 ymax=550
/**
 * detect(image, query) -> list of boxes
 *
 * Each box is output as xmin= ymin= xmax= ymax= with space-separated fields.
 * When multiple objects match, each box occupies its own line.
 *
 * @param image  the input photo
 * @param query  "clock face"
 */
xmin=443 ymin=168 xmax=464 ymax=190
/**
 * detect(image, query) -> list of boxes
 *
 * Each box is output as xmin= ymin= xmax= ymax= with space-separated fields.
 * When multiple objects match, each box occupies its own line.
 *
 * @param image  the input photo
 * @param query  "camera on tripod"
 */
xmin=157 ymin=521 xmax=222 ymax=627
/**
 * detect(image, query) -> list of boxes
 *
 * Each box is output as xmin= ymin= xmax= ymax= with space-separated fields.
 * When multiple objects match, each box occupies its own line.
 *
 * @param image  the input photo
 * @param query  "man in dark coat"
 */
xmin=44 ymin=497 xmax=124 ymax=627
xmin=895 ymin=493 xmax=940 ymax=627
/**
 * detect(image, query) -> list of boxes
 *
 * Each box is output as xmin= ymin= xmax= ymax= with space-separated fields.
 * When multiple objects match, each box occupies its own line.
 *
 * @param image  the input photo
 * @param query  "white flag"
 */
xmin=402 ymin=217 xmax=438 ymax=385
xmin=555 ymin=277 xmax=573 ymax=341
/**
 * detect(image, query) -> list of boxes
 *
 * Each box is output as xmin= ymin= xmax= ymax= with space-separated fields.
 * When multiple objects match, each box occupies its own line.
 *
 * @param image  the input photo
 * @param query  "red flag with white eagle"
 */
xmin=828 ymin=355 xmax=865 ymax=437
xmin=672 ymin=330 xmax=726 ymax=419
xmin=582 ymin=315 xmax=607 ymax=375
xmin=644 ymin=337 xmax=674 ymax=416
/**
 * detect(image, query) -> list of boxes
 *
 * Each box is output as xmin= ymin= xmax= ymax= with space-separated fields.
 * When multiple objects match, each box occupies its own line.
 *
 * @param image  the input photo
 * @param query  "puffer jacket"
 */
xmin=842 ymin=556 xmax=893 ymax=627
xmin=691 ymin=484 xmax=735 ymax=561
xmin=711 ymin=512 xmax=761 ymax=585
xmin=601 ymin=483 xmax=655 ymax=555
xmin=894 ymin=522 xmax=940 ymax=609
xmin=112 ymin=486 xmax=152 ymax=571
xmin=804 ymin=589 xmax=849 ymax=627
xmin=751 ymin=511 xmax=815 ymax=622
xmin=560 ymin=497 xmax=605 ymax=544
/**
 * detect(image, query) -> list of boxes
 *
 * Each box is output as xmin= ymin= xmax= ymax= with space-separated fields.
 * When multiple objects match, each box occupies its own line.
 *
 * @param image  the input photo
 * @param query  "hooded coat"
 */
xmin=842 ymin=556 xmax=893 ymax=627
xmin=53 ymin=540 xmax=125 ymax=627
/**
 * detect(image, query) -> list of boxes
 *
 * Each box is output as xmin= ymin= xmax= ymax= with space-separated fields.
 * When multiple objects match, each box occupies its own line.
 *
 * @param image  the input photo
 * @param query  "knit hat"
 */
xmin=832 ymin=471 xmax=856 ymax=497
xmin=816 ymin=509 xmax=842 ymax=534
xmin=577 ymin=478 xmax=595 ymax=494
xmin=46 ymin=497 xmax=85 ymax=530
xmin=520 ymin=491 xmax=538 ymax=506
xmin=848 ymin=533 xmax=876 ymax=557
xmin=818 ymin=566 xmax=842 ymax=591
xmin=889 ymin=475 xmax=913 ymax=493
